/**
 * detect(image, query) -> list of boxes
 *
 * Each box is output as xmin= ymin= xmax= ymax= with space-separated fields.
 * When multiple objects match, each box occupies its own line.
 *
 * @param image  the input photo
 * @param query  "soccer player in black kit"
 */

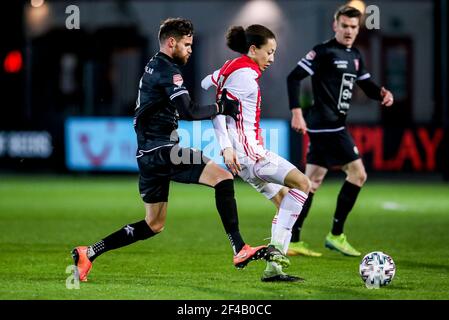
xmin=286 ymin=6 xmax=394 ymax=257
xmin=72 ymin=18 xmax=283 ymax=282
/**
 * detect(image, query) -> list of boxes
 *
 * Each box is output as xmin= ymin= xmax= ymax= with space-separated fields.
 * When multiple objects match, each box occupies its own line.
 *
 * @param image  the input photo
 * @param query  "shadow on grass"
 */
xmin=396 ymin=259 xmax=449 ymax=273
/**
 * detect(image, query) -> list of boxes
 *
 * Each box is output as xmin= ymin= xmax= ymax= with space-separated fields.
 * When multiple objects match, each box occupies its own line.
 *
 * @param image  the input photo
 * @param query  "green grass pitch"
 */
xmin=1 ymin=175 xmax=448 ymax=300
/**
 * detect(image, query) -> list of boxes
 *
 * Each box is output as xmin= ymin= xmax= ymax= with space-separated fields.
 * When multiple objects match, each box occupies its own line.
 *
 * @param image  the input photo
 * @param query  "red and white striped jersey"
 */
xmin=202 ymin=55 xmax=266 ymax=161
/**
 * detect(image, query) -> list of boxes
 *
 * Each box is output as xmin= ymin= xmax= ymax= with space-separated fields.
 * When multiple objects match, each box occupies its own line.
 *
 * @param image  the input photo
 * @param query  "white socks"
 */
xmin=271 ymin=189 xmax=308 ymax=253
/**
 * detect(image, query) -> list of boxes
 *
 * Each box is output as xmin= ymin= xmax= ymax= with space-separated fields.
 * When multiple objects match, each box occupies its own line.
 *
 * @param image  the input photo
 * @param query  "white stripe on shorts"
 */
xmin=307 ymin=127 xmax=345 ymax=133
xmin=136 ymin=144 xmax=175 ymax=158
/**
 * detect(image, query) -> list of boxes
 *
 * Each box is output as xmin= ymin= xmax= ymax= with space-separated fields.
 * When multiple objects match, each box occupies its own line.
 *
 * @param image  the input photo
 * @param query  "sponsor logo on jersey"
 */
xmin=334 ymin=60 xmax=348 ymax=69
xmin=173 ymin=74 xmax=183 ymax=87
xmin=338 ymin=73 xmax=357 ymax=114
xmin=305 ymin=50 xmax=316 ymax=60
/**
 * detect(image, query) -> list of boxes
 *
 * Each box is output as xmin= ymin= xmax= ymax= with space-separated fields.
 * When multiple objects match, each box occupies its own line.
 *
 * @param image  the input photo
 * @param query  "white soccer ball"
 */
xmin=359 ymin=251 xmax=396 ymax=289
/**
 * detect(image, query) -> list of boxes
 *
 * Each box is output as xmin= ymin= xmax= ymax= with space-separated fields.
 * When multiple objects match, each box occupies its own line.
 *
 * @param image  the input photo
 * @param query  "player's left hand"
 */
xmin=222 ymin=147 xmax=241 ymax=175
xmin=380 ymin=87 xmax=394 ymax=107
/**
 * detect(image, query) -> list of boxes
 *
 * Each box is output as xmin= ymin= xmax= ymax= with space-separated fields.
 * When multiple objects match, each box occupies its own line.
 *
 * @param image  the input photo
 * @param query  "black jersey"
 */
xmin=134 ymin=52 xmax=217 ymax=153
xmin=288 ymin=38 xmax=375 ymax=130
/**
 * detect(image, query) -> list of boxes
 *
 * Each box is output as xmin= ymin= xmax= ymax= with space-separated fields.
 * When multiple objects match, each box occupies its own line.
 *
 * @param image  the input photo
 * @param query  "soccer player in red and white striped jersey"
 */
xmin=202 ymin=25 xmax=312 ymax=282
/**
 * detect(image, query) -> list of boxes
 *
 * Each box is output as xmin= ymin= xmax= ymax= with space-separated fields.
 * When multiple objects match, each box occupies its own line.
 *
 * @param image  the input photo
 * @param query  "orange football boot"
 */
xmin=233 ymin=244 xmax=267 ymax=269
xmin=71 ymin=246 xmax=92 ymax=282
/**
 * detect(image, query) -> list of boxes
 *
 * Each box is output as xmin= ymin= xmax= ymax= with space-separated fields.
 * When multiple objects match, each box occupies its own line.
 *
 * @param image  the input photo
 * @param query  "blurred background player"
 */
xmin=71 ymin=18 xmax=282 ymax=282
xmin=202 ymin=24 xmax=311 ymax=282
xmin=286 ymin=5 xmax=394 ymax=257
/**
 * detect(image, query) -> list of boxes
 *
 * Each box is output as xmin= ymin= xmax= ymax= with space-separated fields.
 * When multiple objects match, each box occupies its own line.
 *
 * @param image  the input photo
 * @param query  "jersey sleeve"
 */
xmin=201 ymin=69 xmax=220 ymax=90
xmin=287 ymin=65 xmax=311 ymax=109
xmin=212 ymin=115 xmax=233 ymax=151
xmin=297 ymin=44 xmax=325 ymax=76
xmin=160 ymin=65 xmax=217 ymax=120
xmin=356 ymin=52 xmax=371 ymax=81
xmin=160 ymin=65 xmax=190 ymax=101
xmin=357 ymin=78 xmax=382 ymax=100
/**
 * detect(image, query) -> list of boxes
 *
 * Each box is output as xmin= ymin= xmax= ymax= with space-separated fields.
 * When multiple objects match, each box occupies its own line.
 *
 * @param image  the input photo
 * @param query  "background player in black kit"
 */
xmin=286 ymin=6 xmax=394 ymax=257
xmin=71 ymin=18 xmax=283 ymax=282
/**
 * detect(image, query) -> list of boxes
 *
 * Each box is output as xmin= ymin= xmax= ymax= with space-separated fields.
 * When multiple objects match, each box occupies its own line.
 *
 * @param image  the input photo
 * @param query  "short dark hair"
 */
xmin=334 ymin=5 xmax=363 ymax=23
xmin=226 ymin=24 xmax=276 ymax=54
xmin=158 ymin=18 xmax=194 ymax=43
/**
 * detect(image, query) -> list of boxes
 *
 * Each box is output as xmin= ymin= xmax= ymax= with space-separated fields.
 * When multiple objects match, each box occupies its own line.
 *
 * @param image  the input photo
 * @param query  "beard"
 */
xmin=172 ymin=49 xmax=189 ymax=65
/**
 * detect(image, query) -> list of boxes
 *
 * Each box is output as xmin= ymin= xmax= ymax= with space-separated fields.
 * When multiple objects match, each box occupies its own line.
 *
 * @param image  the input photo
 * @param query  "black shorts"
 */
xmin=306 ymin=128 xmax=360 ymax=169
xmin=137 ymin=144 xmax=210 ymax=203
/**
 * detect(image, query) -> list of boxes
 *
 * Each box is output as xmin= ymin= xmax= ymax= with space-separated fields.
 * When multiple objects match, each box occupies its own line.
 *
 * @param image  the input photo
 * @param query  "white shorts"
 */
xmin=238 ymin=151 xmax=297 ymax=200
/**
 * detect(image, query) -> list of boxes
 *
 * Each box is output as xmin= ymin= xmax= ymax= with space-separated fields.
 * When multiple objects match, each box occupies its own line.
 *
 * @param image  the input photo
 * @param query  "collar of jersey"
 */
xmin=331 ymin=38 xmax=352 ymax=51
xmin=157 ymin=51 xmax=176 ymax=64
xmin=239 ymin=55 xmax=262 ymax=79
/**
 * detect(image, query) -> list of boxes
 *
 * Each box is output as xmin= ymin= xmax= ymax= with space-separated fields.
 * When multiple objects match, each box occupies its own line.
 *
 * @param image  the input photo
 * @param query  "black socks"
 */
xmin=88 ymin=219 xmax=156 ymax=262
xmin=86 ymin=179 xmax=248 ymax=262
xmin=214 ymin=179 xmax=245 ymax=254
xmin=332 ymin=181 xmax=361 ymax=235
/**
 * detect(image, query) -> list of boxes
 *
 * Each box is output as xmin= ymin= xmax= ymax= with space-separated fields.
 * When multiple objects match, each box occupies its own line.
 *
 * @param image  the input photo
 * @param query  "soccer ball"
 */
xmin=359 ymin=251 xmax=396 ymax=289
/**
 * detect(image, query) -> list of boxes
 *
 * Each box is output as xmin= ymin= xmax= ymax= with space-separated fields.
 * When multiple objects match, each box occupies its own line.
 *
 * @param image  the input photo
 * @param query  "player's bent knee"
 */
xmin=145 ymin=215 xmax=165 ymax=234
xmin=304 ymin=176 xmax=312 ymax=193
xmin=310 ymin=178 xmax=323 ymax=193
xmin=148 ymin=221 xmax=165 ymax=234
xmin=349 ymin=170 xmax=367 ymax=186
xmin=293 ymin=174 xmax=311 ymax=193
xmin=217 ymin=170 xmax=234 ymax=183
xmin=211 ymin=165 xmax=234 ymax=186
xmin=360 ymin=171 xmax=368 ymax=185
xmin=279 ymin=187 xmax=290 ymax=198
xmin=200 ymin=162 xmax=234 ymax=187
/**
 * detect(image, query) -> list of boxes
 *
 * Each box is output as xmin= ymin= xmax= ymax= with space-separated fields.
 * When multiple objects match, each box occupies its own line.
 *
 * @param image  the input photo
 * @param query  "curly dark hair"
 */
xmin=158 ymin=18 xmax=194 ymax=43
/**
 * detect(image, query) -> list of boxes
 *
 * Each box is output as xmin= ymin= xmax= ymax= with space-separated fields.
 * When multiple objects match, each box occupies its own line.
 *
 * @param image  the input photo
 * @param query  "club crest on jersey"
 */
xmin=354 ymin=59 xmax=359 ymax=71
xmin=173 ymin=74 xmax=183 ymax=87
xmin=305 ymin=50 xmax=316 ymax=60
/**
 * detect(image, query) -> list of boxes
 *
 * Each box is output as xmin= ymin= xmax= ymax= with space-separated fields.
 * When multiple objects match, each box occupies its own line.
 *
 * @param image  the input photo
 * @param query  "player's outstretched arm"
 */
xmin=172 ymin=93 xmax=218 ymax=120
xmin=171 ymin=88 xmax=239 ymax=121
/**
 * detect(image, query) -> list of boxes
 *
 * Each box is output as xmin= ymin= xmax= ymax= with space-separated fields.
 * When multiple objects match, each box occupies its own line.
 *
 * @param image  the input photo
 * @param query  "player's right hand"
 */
xmin=291 ymin=109 xmax=307 ymax=135
xmin=217 ymin=89 xmax=240 ymax=121
xmin=222 ymin=147 xmax=241 ymax=175
xmin=380 ymin=87 xmax=394 ymax=107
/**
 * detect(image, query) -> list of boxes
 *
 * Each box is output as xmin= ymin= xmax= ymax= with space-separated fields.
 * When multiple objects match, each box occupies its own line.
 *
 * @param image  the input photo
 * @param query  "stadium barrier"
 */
xmin=0 ymin=129 xmax=64 ymax=172
xmin=65 ymin=117 xmax=444 ymax=172
xmin=64 ymin=117 xmax=290 ymax=171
